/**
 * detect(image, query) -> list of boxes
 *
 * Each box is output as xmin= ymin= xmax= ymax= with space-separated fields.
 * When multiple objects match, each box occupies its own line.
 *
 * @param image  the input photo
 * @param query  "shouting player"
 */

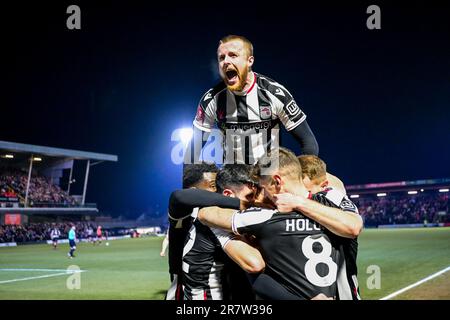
xmin=187 ymin=35 xmax=318 ymax=165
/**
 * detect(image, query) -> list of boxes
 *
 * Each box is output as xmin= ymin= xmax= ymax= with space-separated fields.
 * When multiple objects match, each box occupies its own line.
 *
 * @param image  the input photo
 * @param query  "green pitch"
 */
xmin=0 ymin=228 xmax=449 ymax=300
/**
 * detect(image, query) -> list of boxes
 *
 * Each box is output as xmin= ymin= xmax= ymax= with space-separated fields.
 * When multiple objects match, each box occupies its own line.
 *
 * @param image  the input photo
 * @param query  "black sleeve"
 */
xmin=289 ymin=120 xmax=319 ymax=156
xmin=252 ymin=274 xmax=305 ymax=300
xmin=168 ymin=189 xmax=240 ymax=220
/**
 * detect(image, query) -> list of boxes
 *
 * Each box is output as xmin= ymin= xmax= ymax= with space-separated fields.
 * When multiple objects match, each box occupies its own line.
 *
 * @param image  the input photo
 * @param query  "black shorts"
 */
xmin=69 ymin=240 xmax=76 ymax=247
xmin=52 ymin=237 xmax=59 ymax=242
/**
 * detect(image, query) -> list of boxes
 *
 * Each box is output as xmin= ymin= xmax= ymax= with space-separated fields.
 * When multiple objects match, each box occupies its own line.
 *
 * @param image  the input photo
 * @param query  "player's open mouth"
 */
xmin=225 ymin=69 xmax=239 ymax=82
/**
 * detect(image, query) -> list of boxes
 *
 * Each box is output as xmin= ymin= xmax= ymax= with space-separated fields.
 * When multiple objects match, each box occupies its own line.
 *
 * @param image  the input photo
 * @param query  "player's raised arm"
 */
xmin=273 ymin=192 xmax=363 ymax=238
xmin=213 ymin=228 xmax=265 ymax=274
xmin=197 ymin=206 xmax=236 ymax=231
xmin=168 ymin=189 xmax=240 ymax=220
xmin=288 ymin=120 xmax=319 ymax=156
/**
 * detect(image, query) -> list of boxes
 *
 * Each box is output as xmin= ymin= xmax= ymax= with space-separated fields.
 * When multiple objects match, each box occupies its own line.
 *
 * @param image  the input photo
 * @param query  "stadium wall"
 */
xmin=45 ymin=235 xmax=131 ymax=244
xmin=0 ymin=242 xmax=17 ymax=247
xmin=378 ymin=223 xmax=450 ymax=229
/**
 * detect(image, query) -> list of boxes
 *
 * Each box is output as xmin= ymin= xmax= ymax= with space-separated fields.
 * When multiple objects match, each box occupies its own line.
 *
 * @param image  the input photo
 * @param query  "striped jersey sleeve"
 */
xmin=210 ymin=227 xmax=237 ymax=249
xmin=231 ymin=208 xmax=277 ymax=236
xmin=193 ymin=82 xmax=227 ymax=132
xmin=257 ymin=75 xmax=306 ymax=131
xmin=312 ymin=188 xmax=359 ymax=214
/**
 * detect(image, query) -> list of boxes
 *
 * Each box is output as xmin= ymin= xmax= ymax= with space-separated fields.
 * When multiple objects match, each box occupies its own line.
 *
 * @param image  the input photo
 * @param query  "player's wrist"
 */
xmin=295 ymin=195 xmax=308 ymax=210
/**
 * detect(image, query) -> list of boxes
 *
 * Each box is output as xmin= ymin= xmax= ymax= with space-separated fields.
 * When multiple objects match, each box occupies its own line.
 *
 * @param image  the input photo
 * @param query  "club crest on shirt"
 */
xmin=259 ymin=105 xmax=272 ymax=120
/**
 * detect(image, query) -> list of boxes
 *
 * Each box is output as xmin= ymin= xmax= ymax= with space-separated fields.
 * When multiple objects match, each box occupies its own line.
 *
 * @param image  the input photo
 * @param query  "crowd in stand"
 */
xmin=356 ymin=192 xmax=449 ymax=227
xmin=0 ymin=169 xmax=76 ymax=207
xmin=0 ymin=221 xmax=138 ymax=243
xmin=0 ymin=176 xmax=18 ymax=198
xmin=0 ymin=222 xmax=93 ymax=243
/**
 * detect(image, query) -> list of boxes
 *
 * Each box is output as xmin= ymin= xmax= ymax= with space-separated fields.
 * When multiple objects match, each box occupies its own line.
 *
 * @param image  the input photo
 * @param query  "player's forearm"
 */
xmin=169 ymin=189 xmax=240 ymax=217
xmin=289 ymin=120 xmax=319 ymax=155
xmin=224 ymin=239 xmax=265 ymax=274
xmin=197 ymin=206 xmax=236 ymax=231
xmin=297 ymin=199 xmax=363 ymax=238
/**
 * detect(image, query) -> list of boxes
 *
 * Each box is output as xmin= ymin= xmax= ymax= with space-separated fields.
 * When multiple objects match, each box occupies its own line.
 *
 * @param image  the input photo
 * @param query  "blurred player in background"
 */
xmin=67 ymin=225 xmax=77 ymax=259
xmin=87 ymin=225 xmax=94 ymax=244
xmin=160 ymin=230 xmax=169 ymax=257
xmin=50 ymin=225 xmax=61 ymax=250
xmin=96 ymin=225 xmax=103 ymax=245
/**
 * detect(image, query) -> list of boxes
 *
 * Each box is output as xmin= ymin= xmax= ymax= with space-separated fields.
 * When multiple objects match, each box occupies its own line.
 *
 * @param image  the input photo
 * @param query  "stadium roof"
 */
xmin=0 ymin=207 xmax=99 ymax=215
xmin=0 ymin=140 xmax=117 ymax=162
xmin=347 ymin=178 xmax=450 ymax=191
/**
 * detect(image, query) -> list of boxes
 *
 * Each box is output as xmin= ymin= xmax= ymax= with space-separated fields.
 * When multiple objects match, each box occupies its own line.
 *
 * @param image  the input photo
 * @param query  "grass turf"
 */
xmin=0 ymin=227 xmax=449 ymax=300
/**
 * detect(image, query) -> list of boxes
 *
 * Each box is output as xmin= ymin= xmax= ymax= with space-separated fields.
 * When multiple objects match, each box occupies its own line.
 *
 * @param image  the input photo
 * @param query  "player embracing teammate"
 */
xmin=165 ymin=34 xmax=363 ymax=300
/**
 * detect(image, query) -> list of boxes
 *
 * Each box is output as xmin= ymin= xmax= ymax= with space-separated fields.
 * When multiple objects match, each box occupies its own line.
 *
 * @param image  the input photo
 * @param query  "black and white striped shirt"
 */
xmin=194 ymin=73 xmax=306 ymax=164
xmin=231 ymin=189 xmax=360 ymax=300
xmin=182 ymin=209 xmax=236 ymax=300
xmin=50 ymin=228 xmax=60 ymax=239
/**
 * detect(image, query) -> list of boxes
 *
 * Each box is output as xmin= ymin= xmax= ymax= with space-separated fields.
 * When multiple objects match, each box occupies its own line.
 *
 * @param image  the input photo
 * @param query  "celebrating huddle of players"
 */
xmin=164 ymin=34 xmax=363 ymax=300
xmin=165 ymin=148 xmax=363 ymax=300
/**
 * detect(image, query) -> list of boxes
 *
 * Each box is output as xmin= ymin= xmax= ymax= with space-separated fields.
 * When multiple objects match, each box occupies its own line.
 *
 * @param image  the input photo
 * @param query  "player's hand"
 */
xmin=160 ymin=251 xmax=166 ymax=257
xmin=311 ymin=293 xmax=334 ymax=300
xmin=273 ymin=193 xmax=306 ymax=213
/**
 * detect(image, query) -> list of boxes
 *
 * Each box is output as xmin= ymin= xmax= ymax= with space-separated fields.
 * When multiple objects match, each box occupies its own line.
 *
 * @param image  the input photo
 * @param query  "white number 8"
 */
xmin=302 ymin=235 xmax=338 ymax=287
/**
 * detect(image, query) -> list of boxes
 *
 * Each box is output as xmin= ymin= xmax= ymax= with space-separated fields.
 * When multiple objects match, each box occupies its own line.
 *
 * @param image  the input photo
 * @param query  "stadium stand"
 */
xmin=347 ymin=178 xmax=449 ymax=227
xmin=1 ymin=169 xmax=76 ymax=207
xmin=0 ymin=221 xmax=137 ymax=243
xmin=355 ymin=192 xmax=449 ymax=227
xmin=0 ymin=140 xmax=118 ymax=237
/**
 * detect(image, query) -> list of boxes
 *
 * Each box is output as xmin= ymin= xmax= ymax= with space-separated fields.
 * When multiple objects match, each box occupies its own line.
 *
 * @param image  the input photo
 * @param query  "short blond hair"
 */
xmin=219 ymin=35 xmax=254 ymax=58
xmin=257 ymin=147 xmax=303 ymax=182
xmin=297 ymin=155 xmax=327 ymax=181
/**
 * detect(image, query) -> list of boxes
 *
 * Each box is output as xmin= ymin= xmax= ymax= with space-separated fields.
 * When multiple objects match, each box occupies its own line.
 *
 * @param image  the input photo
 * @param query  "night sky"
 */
xmin=4 ymin=1 xmax=450 ymax=217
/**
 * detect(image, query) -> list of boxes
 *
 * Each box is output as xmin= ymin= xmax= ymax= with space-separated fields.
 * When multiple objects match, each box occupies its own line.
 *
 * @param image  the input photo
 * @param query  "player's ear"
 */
xmin=303 ymin=176 xmax=311 ymax=186
xmin=321 ymin=179 xmax=329 ymax=189
xmin=248 ymin=55 xmax=254 ymax=68
xmin=273 ymin=175 xmax=282 ymax=190
xmin=223 ymin=189 xmax=234 ymax=197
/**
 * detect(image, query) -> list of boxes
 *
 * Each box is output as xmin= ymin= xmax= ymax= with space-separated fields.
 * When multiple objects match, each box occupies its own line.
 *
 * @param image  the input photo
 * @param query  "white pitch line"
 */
xmin=380 ymin=265 xmax=450 ymax=300
xmin=0 ymin=271 xmax=84 ymax=285
xmin=0 ymin=268 xmax=85 ymax=272
xmin=0 ymin=268 xmax=84 ymax=272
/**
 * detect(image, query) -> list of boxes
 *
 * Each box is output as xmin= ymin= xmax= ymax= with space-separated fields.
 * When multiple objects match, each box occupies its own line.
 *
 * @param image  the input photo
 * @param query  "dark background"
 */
xmin=3 ymin=1 xmax=450 ymax=217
